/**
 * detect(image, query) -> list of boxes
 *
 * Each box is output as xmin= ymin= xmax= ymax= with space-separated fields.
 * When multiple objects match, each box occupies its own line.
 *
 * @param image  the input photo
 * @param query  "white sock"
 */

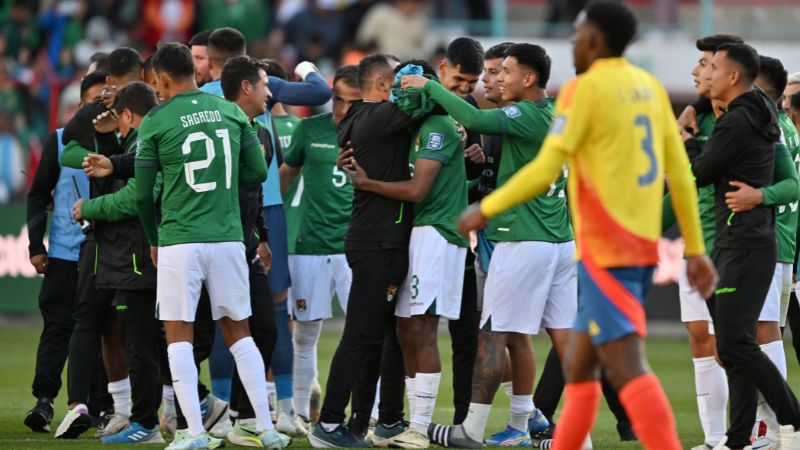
xmin=411 ymin=373 xmax=440 ymax=434
xmin=693 ymin=356 xmax=728 ymax=445
xmin=168 ymin=342 xmax=204 ymax=436
xmin=509 ymin=395 xmax=533 ymax=432
xmin=758 ymin=341 xmax=787 ymax=439
xmin=162 ymin=385 xmax=175 ymax=417
xmin=108 ymin=377 xmax=132 ymax=417
xmin=502 ymin=381 xmax=514 ymax=399
xmin=371 ymin=378 xmax=381 ymax=421
xmin=293 ymin=320 xmax=322 ymax=419
xmin=230 ymin=337 xmax=274 ymax=431
xmin=462 ymin=403 xmax=492 ymax=442
xmin=279 ymin=398 xmax=293 ymax=416
xmin=405 ymin=377 xmax=416 ymax=416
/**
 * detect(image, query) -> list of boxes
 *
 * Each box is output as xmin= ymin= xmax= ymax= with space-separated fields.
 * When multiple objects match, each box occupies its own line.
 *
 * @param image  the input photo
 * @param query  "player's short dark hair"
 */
xmin=695 ymin=34 xmax=743 ymax=52
xmin=396 ymin=59 xmax=437 ymax=78
xmin=261 ymin=58 xmax=287 ymax=80
xmin=485 ymin=42 xmax=514 ymax=61
xmin=107 ymin=47 xmax=143 ymax=78
xmin=151 ymin=42 xmax=195 ymax=80
xmin=505 ymin=43 xmax=551 ymax=89
xmin=221 ymin=55 xmax=268 ymax=102
xmin=445 ymin=37 xmax=484 ymax=75
xmin=333 ymin=65 xmax=359 ymax=88
xmin=89 ymin=51 xmax=109 ymax=72
xmin=112 ymin=81 xmax=157 ymax=117
xmin=80 ymin=71 xmax=107 ymax=102
xmin=357 ymin=54 xmax=395 ymax=90
xmin=189 ymin=29 xmax=213 ymax=47
xmin=208 ymin=27 xmax=246 ymax=65
xmin=758 ymin=55 xmax=788 ymax=103
xmin=717 ymin=43 xmax=759 ymax=84
xmin=790 ymin=92 xmax=800 ymax=113
xmin=584 ymin=0 xmax=637 ymax=56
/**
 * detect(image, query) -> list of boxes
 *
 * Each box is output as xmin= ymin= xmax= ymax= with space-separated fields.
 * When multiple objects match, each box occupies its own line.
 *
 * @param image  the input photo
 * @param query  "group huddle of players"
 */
xmin=21 ymin=0 xmax=800 ymax=449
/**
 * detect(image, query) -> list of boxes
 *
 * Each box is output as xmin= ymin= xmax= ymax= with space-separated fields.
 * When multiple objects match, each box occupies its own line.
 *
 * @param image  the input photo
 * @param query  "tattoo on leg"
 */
xmin=471 ymin=330 xmax=508 ymax=404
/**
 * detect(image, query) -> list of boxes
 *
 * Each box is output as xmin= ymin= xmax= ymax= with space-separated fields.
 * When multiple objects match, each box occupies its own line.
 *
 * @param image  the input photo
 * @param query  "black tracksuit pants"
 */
xmin=709 ymin=245 xmax=800 ymax=448
xmin=32 ymin=258 xmax=79 ymax=401
xmin=117 ymin=289 xmax=162 ymax=429
xmin=448 ymin=251 xmax=479 ymax=424
xmin=230 ymin=261 xmax=278 ymax=419
xmin=319 ymin=247 xmax=407 ymax=425
xmin=67 ymin=239 xmax=115 ymax=409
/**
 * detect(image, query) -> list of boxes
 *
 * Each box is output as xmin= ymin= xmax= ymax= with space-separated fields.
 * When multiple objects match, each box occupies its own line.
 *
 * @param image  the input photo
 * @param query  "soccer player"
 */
xmin=279 ymin=65 xmax=359 ymax=429
xmin=309 ymin=54 xmax=414 ymax=448
xmin=784 ymin=73 xmax=800 ymax=112
xmin=190 ymin=29 xmax=214 ymax=87
xmin=55 ymin=47 xmax=148 ymax=440
xmin=686 ymin=43 xmax=800 ymax=450
xmin=403 ymin=43 xmax=573 ymax=448
xmin=134 ymin=42 xmax=282 ymax=449
xmin=23 ymin=71 xmax=104 ymax=433
xmin=457 ymin=2 xmax=716 ymax=450
xmin=72 ymin=81 xmax=165 ymax=444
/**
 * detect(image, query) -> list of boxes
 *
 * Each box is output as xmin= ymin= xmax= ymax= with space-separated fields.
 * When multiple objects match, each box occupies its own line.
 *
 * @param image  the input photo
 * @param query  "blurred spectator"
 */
xmin=141 ymin=0 xmax=194 ymax=48
xmin=356 ymin=0 xmax=428 ymax=60
xmin=199 ymin=0 xmax=268 ymax=44
xmin=74 ymin=16 xmax=118 ymax=66
xmin=1 ymin=1 xmax=40 ymax=59
xmin=0 ymin=111 xmax=25 ymax=203
xmin=283 ymin=1 xmax=344 ymax=62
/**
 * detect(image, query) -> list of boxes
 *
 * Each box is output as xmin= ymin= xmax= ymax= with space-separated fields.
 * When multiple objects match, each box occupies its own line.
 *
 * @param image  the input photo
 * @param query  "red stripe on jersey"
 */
xmin=582 ymin=256 xmax=647 ymax=337
xmin=559 ymin=79 xmax=579 ymax=109
xmin=575 ymin=174 xmax=659 ymax=268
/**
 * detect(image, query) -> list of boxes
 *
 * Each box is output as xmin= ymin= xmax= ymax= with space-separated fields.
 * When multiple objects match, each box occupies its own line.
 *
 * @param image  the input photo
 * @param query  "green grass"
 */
xmin=2 ymin=323 xmax=799 ymax=449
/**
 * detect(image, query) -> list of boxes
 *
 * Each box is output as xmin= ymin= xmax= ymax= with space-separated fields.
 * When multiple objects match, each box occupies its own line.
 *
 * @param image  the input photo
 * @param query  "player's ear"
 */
xmin=524 ymin=71 xmax=536 ymax=89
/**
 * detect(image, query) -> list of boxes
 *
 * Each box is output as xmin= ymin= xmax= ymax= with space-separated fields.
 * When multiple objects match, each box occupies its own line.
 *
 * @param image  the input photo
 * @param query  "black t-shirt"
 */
xmin=337 ymin=100 xmax=418 ymax=245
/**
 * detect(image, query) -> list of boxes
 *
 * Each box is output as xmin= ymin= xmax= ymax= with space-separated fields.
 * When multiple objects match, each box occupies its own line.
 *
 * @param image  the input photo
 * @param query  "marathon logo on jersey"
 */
xmin=503 ymin=105 xmax=522 ymax=119
xmin=296 ymin=299 xmax=307 ymax=313
xmin=551 ymin=115 xmax=567 ymax=135
xmin=426 ymin=132 xmax=444 ymax=151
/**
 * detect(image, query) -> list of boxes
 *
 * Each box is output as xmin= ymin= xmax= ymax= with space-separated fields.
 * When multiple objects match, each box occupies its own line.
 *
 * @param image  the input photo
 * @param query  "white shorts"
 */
xmin=481 ymin=241 xmax=577 ymax=335
xmin=679 ymin=259 xmax=712 ymax=323
xmin=156 ymin=242 xmax=250 ymax=322
xmin=396 ymin=226 xmax=467 ymax=320
xmin=762 ymin=262 xmax=792 ymax=324
xmin=288 ymin=254 xmax=351 ymax=321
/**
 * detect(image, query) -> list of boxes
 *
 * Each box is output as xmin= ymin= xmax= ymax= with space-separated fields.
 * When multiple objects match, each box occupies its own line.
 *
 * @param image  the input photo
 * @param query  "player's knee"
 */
xmin=294 ymin=320 xmax=322 ymax=347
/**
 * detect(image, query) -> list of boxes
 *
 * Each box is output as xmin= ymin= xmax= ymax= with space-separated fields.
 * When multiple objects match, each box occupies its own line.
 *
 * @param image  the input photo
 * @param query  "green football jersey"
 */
xmin=136 ymin=90 xmax=262 ymax=246
xmin=695 ymin=113 xmax=717 ymax=253
xmin=283 ymin=113 xmax=352 ymax=254
xmin=776 ymin=111 xmax=800 ymax=263
xmin=486 ymin=98 xmax=573 ymax=243
xmin=274 ymin=114 xmax=303 ymax=253
xmin=409 ymin=114 xmax=468 ymax=247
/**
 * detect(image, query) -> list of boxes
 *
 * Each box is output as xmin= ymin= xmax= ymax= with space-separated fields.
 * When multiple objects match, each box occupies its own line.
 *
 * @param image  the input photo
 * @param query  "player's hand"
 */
xmin=686 ymin=254 xmax=718 ymax=299
xmin=295 ymin=61 xmax=320 ymax=81
xmin=83 ymin=154 xmax=114 ymax=177
xmin=149 ymin=246 xmax=158 ymax=267
xmin=401 ymin=75 xmax=429 ymax=91
xmin=680 ymin=127 xmax=694 ymax=142
xmin=101 ymin=85 xmax=118 ymax=109
xmin=464 ymin=143 xmax=485 ymax=164
xmin=257 ymin=242 xmax=272 ymax=273
xmin=342 ymin=158 xmax=368 ymax=189
xmin=30 ymin=254 xmax=48 ymax=274
xmin=457 ymin=204 xmax=489 ymax=238
xmin=72 ymin=198 xmax=84 ymax=220
xmin=725 ymin=181 xmax=763 ymax=213
xmin=93 ymin=110 xmax=118 ymax=133
xmin=455 ymin=122 xmax=468 ymax=147
xmin=677 ymin=105 xmax=699 ymax=135
xmin=337 ymin=144 xmax=354 ymax=170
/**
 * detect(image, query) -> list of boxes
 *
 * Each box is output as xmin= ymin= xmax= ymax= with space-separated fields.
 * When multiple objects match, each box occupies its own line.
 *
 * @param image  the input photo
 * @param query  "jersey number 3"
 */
xmin=635 ymin=115 xmax=657 ymax=186
xmin=182 ymin=129 xmax=233 ymax=193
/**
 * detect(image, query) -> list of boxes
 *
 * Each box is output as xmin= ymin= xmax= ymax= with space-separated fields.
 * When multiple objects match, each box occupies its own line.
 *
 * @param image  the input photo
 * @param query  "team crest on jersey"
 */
xmin=504 ymin=105 xmax=522 ymax=119
xmin=551 ymin=115 xmax=567 ymax=135
xmin=296 ymin=299 xmax=307 ymax=313
xmin=426 ymin=132 xmax=444 ymax=150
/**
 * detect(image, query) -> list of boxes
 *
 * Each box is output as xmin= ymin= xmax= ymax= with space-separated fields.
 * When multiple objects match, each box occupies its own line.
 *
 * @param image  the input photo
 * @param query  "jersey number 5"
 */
xmin=635 ymin=115 xmax=657 ymax=186
xmin=182 ymin=129 xmax=233 ymax=193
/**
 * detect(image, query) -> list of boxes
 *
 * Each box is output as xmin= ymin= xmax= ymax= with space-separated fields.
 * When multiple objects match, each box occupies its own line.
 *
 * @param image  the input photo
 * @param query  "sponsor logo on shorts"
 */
xmin=296 ymin=299 xmax=307 ymax=313
xmin=589 ymin=320 xmax=601 ymax=337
